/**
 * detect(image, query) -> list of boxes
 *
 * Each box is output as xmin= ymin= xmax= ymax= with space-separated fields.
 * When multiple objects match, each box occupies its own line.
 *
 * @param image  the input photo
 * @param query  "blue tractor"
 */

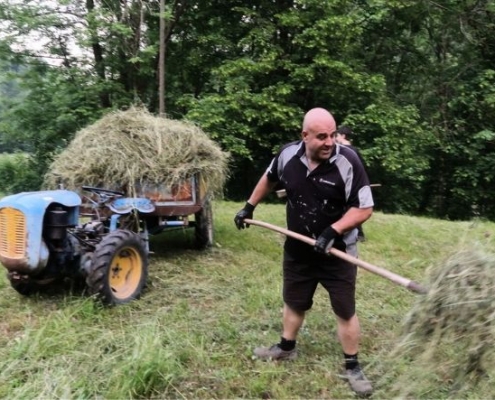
xmin=0 ymin=178 xmax=213 ymax=305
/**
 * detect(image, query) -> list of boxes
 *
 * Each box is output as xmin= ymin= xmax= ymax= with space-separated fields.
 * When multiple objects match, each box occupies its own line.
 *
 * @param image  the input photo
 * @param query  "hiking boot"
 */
xmin=343 ymin=366 xmax=373 ymax=397
xmin=253 ymin=344 xmax=297 ymax=361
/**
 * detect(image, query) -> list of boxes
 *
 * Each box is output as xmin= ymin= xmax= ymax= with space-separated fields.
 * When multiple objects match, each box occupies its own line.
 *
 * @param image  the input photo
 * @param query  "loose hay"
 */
xmin=378 ymin=248 xmax=495 ymax=397
xmin=43 ymin=106 xmax=229 ymax=196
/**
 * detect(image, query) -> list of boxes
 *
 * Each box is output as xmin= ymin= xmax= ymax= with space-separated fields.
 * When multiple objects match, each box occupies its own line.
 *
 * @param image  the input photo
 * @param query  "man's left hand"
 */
xmin=314 ymin=226 xmax=338 ymax=254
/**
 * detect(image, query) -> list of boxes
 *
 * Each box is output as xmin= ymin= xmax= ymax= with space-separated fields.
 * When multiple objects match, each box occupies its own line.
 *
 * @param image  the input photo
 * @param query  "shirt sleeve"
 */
xmin=265 ymin=156 xmax=280 ymax=183
xmin=342 ymin=148 xmax=374 ymax=209
xmin=265 ymin=141 xmax=301 ymax=183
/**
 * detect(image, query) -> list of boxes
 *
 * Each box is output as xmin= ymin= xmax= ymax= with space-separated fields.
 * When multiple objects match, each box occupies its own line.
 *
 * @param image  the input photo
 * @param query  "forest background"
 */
xmin=0 ymin=0 xmax=494 ymax=221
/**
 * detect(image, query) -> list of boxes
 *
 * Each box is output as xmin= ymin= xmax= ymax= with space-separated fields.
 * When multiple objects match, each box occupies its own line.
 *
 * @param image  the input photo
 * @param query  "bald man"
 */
xmin=234 ymin=107 xmax=374 ymax=396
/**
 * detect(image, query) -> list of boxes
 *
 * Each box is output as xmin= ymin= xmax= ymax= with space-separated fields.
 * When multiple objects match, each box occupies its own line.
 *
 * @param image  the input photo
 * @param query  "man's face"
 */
xmin=302 ymin=123 xmax=337 ymax=162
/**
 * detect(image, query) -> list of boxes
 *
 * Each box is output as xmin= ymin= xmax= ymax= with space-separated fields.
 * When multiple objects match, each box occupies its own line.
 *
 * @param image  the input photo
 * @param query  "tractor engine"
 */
xmin=41 ymin=206 xmax=83 ymax=277
xmin=0 ymin=190 xmax=82 ymax=277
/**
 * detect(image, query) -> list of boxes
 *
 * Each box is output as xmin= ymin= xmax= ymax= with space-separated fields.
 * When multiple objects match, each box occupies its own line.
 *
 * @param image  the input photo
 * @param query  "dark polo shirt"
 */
xmin=265 ymin=141 xmax=373 ymax=260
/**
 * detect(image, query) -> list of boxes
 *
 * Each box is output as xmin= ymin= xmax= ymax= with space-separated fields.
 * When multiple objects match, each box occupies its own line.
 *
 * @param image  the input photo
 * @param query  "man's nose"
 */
xmin=324 ymin=135 xmax=334 ymax=145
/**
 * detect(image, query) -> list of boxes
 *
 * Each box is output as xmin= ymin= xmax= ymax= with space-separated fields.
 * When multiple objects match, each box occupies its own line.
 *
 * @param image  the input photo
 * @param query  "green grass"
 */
xmin=0 ymin=201 xmax=494 ymax=399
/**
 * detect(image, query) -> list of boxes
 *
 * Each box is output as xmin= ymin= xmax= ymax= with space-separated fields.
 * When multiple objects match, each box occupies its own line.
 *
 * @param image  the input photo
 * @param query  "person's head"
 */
xmin=301 ymin=107 xmax=337 ymax=163
xmin=336 ymin=125 xmax=353 ymax=145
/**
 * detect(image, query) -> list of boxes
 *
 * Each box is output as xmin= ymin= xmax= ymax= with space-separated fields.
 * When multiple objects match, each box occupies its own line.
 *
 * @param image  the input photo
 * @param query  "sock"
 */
xmin=344 ymin=352 xmax=359 ymax=370
xmin=279 ymin=337 xmax=296 ymax=351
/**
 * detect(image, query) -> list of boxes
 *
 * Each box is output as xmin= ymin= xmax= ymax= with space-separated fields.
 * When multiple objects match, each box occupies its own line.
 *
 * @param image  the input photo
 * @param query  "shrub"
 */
xmin=0 ymin=153 xmax=40 ymax=195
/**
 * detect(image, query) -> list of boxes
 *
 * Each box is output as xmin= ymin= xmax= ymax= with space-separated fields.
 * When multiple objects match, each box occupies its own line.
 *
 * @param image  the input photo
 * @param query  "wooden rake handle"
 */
xmin=244 ymin=218 xmax=428 ymax=295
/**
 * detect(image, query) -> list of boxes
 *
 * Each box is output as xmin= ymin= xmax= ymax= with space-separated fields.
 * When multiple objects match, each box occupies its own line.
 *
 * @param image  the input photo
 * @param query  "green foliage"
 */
xmin=0 ymin=63 xmax=25 ymax=152
xmin=178 ymin=0 xmax=401 ymax=200
xmin=0 ymin=153 xmax=39 ymax=194
xmin=346 ymin=0 xmax=495 ymax=219
xmin=342 ymin=102 xmax=432 ymax=214
xmin=0 ymin=67 xmax=108 ymax=190
xmin=0 ymin=0 xmax=494 ymax=219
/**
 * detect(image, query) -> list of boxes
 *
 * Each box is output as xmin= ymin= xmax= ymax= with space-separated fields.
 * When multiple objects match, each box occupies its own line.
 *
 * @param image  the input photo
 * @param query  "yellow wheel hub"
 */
xmin=109 ymin=247 xmax=143 ymax=299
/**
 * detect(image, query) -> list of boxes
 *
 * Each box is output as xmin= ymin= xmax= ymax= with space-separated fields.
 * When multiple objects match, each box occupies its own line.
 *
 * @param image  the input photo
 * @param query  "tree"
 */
xmin=0 ymin=0 xmax=494 ymax=220
xmin=0 ymin=0 xmax=188 ymax=190
xmin=175 ymin=0 xmax=431 ymax=202
xmin=352 ymin=0 xmax=495 ymax=219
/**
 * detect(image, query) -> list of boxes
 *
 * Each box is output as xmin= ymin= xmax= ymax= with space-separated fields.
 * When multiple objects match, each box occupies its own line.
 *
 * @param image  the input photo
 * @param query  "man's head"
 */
xmin=336 ymin=125 xmax=353 ymax=145
xmin=301 ymin=108 xmax=337 ymax=163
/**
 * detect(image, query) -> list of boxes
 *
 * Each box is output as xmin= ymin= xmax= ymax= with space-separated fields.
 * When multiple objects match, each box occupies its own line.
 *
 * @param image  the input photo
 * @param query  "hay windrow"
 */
xmin=43 ymin=107 xmax=230 ymax=197
xmin=378 ymin=248 xmax=495 ymax=397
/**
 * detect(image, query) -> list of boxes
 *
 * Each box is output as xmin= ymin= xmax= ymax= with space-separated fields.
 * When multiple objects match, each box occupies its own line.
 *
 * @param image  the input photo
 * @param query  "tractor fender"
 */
xmin=0 ymin=190 xmax=81 ymax=273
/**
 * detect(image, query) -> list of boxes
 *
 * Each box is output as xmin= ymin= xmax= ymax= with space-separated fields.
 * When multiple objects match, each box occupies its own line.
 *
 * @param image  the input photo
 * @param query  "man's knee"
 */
xmin=336 ymin=312 xmax=357 ymax=323
xmin=284 ymin=299 xmax=312 ymax=313
xmin=331 ymin=299 xmax=355 ymax=320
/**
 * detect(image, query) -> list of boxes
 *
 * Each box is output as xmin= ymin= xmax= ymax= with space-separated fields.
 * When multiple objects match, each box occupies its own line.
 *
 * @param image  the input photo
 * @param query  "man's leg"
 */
xmin=254 ymin=251 xmax=315 ymax=361
xmin=253 ymin=303 xmax=304 ymax=360
xmin=282 ymin=303 xmax=305 ymax=340
xmin=337 ymin=314 xmax=373 ymax=396
xmin=336 ymin=314 xmax=360 ymax=354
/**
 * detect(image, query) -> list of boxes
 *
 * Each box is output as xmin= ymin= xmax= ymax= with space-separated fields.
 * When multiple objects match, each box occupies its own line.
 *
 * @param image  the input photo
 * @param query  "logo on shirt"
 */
xmin=319 ymin=178 xmax=335 ymax=186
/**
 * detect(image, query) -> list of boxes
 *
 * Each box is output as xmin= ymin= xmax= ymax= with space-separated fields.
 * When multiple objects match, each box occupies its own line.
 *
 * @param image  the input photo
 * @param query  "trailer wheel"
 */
xmin=86 ymin=230 xmax=148 ymax=305
xmin=195 ymin=197 xmax=214 ymax=249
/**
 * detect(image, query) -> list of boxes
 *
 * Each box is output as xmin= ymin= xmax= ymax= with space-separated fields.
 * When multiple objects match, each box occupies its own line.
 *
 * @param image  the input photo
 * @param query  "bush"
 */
xmin=0 ymin=153 xmax=40 ymax=195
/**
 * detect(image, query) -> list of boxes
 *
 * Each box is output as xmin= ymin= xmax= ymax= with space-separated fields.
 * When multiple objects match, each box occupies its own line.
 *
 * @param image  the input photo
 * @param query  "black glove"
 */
xmin=314 ymin=226 xmax=338 ymax=254
xmin=234 ymin=202 xmax=255 ymax=230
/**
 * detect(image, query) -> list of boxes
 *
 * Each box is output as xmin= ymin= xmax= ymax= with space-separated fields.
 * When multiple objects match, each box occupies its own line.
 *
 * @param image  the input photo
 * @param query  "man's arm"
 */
xmin=331 ymin=206 xmax=373 ymax=235
xmin=234 ymin=173 xmax=277 ymax=229
xmin=314 ymin=206 xmax=372 ymax=252
xmin=247 ymin=174 xmax=277 ymax=207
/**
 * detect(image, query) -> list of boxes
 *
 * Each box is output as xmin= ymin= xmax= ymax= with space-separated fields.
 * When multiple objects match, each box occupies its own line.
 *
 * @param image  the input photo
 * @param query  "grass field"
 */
xmin=0 ymin=201 xmax=494 ymax=399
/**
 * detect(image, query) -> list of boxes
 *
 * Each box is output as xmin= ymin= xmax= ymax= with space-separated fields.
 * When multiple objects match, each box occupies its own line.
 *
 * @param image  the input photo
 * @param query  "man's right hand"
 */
xmin=234 ymin=202 xmax=255 ymax=229
xmin=314 ymin=226 xmax=338 ymax=254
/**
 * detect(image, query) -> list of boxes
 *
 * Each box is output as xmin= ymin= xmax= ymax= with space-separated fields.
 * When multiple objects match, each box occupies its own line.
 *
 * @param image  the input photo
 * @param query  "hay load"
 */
xmin=377 ymin=248 xmax=495 ymax=397
xmin=43 ymin=106 xmax=229 ymax=196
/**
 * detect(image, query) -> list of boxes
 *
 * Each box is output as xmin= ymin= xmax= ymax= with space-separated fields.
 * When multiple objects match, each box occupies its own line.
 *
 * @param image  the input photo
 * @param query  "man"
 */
xmin=335 ymin=125 xmax=353 ymax=146
xmin=234 ymin=108 xmax=374 ymax=396
xmin=336 ymin=125 xmax=367 ymax=242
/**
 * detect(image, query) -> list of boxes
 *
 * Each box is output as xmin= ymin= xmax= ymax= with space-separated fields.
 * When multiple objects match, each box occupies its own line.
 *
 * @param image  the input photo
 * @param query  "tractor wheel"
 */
xmin=86 ymin=229 xmax=148 ymax=306
xmin=195 ymin=197 xmax=214 ymax=249
xmin=6 ymin=272 xmax=56 ymax=296
xmin=7 ymin=272 xmax=37 ymax=296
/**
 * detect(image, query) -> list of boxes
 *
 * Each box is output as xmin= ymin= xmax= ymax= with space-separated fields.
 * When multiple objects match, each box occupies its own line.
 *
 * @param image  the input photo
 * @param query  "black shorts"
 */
xmin=282 ymin=249 xmax=357 ymax=320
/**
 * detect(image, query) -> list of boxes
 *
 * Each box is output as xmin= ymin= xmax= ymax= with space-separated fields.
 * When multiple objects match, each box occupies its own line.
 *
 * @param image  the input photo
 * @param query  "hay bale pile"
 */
xmin=379 ymin=248 xmax=495 ymax=397
xmin=43 ymin=107 xmax=229 ymax=196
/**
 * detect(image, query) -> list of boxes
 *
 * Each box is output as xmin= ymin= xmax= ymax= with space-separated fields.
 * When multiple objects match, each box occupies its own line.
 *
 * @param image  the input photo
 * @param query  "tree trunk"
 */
xmin=159 ymin=0 xmax=165 ymax=116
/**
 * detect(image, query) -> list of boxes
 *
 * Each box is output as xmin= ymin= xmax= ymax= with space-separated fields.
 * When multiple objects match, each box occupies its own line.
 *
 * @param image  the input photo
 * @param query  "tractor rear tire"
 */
xmin=86 ymin=229 xmax=148 ymax=306
xmin=195 ymin=197 xmax=214 ymax=249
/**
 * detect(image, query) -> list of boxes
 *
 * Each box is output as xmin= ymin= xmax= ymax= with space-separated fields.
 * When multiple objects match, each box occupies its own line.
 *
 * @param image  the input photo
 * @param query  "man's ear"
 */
xmin=301 ymin=130 xmax=308 ymax=141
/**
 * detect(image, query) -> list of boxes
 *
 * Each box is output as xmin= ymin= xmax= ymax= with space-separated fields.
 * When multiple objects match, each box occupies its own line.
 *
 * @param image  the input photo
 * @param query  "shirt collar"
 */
xmin=297 ymin=141 xmax=338 ymax=168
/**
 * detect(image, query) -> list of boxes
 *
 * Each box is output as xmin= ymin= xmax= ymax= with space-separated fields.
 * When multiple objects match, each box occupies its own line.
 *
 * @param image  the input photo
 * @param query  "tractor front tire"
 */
xmin=86 ymin=229 xmax=148 ymax=306
xmin=7 ymin=272 xmax=56 ymax=296
xmin=195 ymin=197 xmax=214 ymax=249
xmin=7 ymin=273 xmax=37 ymax=296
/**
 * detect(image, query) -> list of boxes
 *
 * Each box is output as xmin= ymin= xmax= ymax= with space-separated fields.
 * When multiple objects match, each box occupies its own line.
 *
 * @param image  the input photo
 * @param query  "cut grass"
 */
xmin=0 ymin=201 xmax=494 ymax=398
